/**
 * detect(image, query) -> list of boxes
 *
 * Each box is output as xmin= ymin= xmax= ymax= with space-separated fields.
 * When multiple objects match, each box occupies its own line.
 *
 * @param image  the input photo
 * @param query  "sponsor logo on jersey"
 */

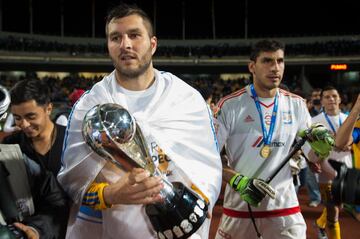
xmin=252 ymin=136 xmax=285 ymax=148
xmin=265 ymin=113 xmax=272 ymax=125
xmin=282 ymin=110 xmax=293 ymax=124
xmin=244 ymin=115 xmax=254 ymax=122
xmin=150 ymin=141 xmax=172 ymax=176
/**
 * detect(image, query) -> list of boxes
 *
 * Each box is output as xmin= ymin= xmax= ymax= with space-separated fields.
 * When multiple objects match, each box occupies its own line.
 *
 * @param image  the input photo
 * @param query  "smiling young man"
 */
xmin=214 ymin=40 xmax=334 ymax=239
xmin=0 ymin=83 xmax=69 ymax=239
xmin=3 ymin=79 xmax=66 ymax=176
xmin=58 ymin=3 xmax=222 ymax=239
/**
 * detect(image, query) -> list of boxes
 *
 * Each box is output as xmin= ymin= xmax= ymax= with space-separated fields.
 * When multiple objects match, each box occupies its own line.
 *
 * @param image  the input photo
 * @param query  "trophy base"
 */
xmin=145 ymin=182 xmax=208 ymax=239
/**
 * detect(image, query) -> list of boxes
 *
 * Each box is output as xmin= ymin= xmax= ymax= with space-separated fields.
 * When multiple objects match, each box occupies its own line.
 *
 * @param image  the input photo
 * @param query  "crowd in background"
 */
xmin=0 ymin=73 xmax=356 ymax=128
xmin=1 ymin=35 xmax=360 ymax=57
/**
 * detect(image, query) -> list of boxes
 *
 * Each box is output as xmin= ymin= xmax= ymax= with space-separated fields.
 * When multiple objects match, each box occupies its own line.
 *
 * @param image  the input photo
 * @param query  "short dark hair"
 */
xmin=105 ymin=3 xmax=154 ymax=37
xmin=10 ymin=79 xmax=51 ymax=106
xmin=250 ymin=39 xmax=285 ymax=61
xmin=320 ymin=85 xmax=338 ymax=98
xmin=312 ymin=88 xmax=322 ymax=93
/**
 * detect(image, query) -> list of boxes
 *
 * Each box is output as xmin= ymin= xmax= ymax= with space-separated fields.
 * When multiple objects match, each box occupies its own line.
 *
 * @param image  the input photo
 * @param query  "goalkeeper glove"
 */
xmin=298 ymin=123 xmax=335 ymax=160
xmin=229 ymin=173 xmax=275 ymax=207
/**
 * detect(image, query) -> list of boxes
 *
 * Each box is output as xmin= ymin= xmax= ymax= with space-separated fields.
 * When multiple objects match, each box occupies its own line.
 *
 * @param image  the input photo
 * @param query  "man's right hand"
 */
xmin=298 ymin=123 xmax=335 ymax=159
xmin=13 ymin=222 xmax=39 ymax=239
xmin=229 ymin=173 xmax=275 ymax=207
xmin=104 ymin=168 xmax=164 ymax=205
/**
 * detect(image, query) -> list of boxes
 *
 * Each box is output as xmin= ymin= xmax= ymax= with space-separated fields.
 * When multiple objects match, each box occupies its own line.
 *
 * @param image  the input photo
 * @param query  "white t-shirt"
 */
xmin=55 ymin=114 xmax=68 ymax=127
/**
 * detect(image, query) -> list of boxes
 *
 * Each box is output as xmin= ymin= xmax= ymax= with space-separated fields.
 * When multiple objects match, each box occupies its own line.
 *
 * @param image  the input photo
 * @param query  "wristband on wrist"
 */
xmin=83 ymin=182 xmax=111 ymax=210
xmin=229 ymin=173 xmax=245 ymax=191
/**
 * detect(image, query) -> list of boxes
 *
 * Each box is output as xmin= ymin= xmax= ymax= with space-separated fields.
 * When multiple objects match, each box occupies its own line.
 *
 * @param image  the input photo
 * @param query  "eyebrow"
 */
xmin=109 ymin=28 xmax=143 ymax=37
xmin=127 ymin=28 xmax=142 ymax=34
xmin=261 ymin=56 xmax=284 ymax=61
xmin=13 ymin=112 xmax=37 ymax=118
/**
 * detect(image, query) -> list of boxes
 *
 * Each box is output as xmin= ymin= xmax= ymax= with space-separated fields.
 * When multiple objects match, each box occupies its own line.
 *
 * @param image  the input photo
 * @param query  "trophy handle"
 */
xmin=153 ymin=168 xmax=176 ymax=206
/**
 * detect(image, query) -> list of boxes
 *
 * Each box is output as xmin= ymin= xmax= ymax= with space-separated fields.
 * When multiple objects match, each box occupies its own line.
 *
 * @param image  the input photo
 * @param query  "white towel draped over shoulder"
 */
xmin=58 ymin=69 xmax=222 ymax=211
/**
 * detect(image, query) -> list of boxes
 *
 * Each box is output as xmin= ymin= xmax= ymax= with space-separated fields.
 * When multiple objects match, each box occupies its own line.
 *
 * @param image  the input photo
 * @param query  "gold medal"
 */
xmin=260 ymin=145 xmax=271 ymax=158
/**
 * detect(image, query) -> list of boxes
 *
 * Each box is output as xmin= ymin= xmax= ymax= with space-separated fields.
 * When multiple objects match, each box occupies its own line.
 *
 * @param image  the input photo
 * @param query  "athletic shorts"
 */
xmin=215 ymin=212 xmax=306 ymax=239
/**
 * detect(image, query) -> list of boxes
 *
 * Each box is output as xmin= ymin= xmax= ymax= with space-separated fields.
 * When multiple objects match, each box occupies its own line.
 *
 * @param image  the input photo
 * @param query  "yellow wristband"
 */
xmin=97 ymin=183 xmax=112 ymax=210
xmin=83 ymin=182 xmax=111 ymax=210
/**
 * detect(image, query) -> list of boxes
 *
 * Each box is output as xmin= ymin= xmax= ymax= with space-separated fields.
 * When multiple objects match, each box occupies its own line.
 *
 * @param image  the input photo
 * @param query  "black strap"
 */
xmin=247 ymin=203 xmax=263 ymax=239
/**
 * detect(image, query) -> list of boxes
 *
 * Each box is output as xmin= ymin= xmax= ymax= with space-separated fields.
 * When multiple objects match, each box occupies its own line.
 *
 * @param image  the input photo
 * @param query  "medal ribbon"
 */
xmin=323 ymin=112 xmax=342 ymax=134
xmin=250 ymin=84 xmax=278 ymax=147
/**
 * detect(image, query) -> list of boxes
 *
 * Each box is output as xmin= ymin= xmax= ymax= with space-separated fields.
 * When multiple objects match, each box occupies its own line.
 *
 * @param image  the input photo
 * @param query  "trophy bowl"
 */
xmin=82 ymin=103 xmax=155 ymax=174
xmin=82 ymin=103 xmax=208 ymax=239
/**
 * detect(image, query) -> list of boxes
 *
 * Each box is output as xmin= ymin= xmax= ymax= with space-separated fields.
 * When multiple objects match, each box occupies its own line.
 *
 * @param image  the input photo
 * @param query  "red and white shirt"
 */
xmin=216 ymin=85 xmax=311 ymax=213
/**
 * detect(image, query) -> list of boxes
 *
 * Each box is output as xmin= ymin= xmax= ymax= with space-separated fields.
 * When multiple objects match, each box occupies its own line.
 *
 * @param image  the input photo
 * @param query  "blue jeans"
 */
xmin=306 ymin=169 xmax=321 ymax=203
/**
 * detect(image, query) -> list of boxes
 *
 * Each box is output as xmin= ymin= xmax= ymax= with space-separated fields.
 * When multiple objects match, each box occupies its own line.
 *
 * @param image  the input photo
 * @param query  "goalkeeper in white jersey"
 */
xmin=214 ymin=39 xmax=334 ymax=239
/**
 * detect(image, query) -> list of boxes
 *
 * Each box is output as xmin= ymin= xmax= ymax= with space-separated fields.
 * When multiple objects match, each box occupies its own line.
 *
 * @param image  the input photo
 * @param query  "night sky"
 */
xmin=2 ymin=0 xmax=359 ymax=39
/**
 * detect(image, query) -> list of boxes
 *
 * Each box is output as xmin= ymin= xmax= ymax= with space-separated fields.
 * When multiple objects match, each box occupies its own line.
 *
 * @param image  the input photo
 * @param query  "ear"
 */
xmin=248 ymin=61 xmax=255 ymax=75
xmin=150 ymin=36 xmax=157 ymax=55
xmin=46 ymin=103 xmax=53 ymax=115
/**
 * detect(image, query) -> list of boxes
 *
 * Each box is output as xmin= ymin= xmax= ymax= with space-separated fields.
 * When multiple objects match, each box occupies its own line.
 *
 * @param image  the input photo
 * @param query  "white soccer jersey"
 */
xmin=216 ymin=85 xmax=311 ymax=212
xmin=305 ymin=111 xmax=352 ymax=183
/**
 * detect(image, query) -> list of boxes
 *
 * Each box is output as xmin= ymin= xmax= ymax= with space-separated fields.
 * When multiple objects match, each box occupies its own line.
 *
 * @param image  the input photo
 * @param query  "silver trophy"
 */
xmin=82 ymin=103 xmax=208 ymax=239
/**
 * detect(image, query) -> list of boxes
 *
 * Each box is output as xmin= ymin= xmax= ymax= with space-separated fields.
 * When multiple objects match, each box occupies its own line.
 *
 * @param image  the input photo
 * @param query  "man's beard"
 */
xmin=114 ymin=51 xmax=152 ymax=79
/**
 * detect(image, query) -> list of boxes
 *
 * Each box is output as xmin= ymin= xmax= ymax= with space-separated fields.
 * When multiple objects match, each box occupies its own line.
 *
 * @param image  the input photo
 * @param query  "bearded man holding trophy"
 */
xmin=57 ymin=3 xmax=223 ymax=239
